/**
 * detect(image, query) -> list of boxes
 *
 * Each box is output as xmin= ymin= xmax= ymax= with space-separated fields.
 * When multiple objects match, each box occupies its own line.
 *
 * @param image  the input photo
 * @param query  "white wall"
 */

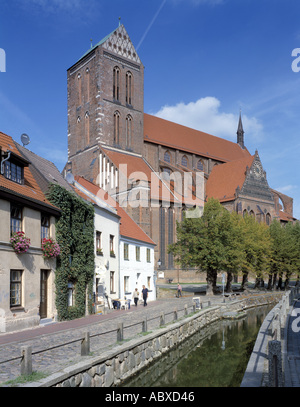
xmin=120 ymin=237 xmax=156 ymax=304
xmin=93 ymin=205 xmax=120 ymax=304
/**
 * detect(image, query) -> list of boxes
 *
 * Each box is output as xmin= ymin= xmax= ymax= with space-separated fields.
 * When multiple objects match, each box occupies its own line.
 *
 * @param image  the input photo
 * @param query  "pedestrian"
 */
xmin=132 ymin=288 xmax=139 ymax=306
xmin=142 ymin=285 xmax=148 ymax=306
xmin=177 ymin=284 xmax=182 ymax=298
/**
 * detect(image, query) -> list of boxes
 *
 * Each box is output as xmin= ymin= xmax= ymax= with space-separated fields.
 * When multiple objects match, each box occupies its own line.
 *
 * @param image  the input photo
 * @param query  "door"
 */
xmin=40 ymin=270 xmax=48 ymax=319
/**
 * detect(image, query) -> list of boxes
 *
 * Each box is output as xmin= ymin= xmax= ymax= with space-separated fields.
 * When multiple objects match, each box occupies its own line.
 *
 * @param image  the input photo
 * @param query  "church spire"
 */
xmin=237 ymin=110 xmax=245 ymax=149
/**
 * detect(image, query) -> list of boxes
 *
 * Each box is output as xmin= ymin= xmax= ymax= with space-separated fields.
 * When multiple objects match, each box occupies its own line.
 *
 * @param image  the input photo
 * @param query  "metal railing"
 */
xmin=0 ymin=300 xmax=213 ymax=377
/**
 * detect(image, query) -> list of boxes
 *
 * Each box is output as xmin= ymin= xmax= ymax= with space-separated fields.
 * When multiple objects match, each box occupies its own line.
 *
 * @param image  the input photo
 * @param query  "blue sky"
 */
xmin=1 ymin=0 xmax=300 ymax=218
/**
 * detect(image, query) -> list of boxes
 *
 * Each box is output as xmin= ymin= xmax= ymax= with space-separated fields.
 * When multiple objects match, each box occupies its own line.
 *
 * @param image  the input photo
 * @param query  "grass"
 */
xmin=2 ymin=371 xmax=48 ymax=386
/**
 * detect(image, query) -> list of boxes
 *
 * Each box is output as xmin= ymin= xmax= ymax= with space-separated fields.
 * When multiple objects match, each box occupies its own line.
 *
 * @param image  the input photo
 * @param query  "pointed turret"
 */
xmin=237 ymin=111 xmax=245 ymax=149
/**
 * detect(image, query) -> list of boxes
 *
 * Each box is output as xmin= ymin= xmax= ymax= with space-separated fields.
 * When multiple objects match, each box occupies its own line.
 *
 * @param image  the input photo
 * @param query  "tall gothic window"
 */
xmin=159 ymin=207 xmax=165 ymax=269
xmin=164 ymin=151 xmax=171 ymax=163
xmin=114 ymin=111 xmax=120 ymax=145
xmin=113 ymin=66 xmax=120 ymax=101
xmin=182 ymin=155 xmax=188 ymax=167
xmin=126 ymin=115 xmax=132 ymax=149
xmin=126 ymin=71 xmax=132 ymax=105
xmin=85 ymin=111 xmax=90 ymax=145
xmin=77 ymin=73 xmax=82 ymax=106
xmin=197 ymin=159 xmax=204 ymax=171
xmin=168 ymin=207 xmax=174 ymax=269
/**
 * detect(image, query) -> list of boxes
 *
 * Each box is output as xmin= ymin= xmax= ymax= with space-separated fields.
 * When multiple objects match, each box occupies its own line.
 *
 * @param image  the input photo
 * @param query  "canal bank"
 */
xmin=13 ymin=291 xmax=284 ymax=388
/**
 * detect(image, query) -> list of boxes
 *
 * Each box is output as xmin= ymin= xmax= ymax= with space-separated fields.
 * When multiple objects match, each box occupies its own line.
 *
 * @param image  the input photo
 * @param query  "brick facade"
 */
xmin=66 ymin=24 xmax=295 ymax=284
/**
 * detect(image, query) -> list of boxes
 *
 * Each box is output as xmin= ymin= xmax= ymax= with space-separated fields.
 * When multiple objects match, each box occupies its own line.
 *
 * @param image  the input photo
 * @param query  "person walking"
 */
xmin=142 ymin=285 xmax=148 ymax=306
xmin=132 ymin=288 xmax=139 ymax=306
xmin=177 ymin=284 xmax=182 ymax=298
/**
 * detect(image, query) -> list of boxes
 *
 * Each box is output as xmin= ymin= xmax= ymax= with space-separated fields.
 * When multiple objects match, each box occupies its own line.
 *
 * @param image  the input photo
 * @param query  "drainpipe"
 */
xmin=0 ymin=150 xmax=11 ymax=175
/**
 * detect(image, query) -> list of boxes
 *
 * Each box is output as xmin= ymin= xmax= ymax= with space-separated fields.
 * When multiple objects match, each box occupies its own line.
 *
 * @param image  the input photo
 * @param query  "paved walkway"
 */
xmin=1 ymin=292 xmax=299 ymax=387
xmin=284 ymin=299 xmax=300 ymax=387
xmin=0 ymin=296 xmax=202 ymax=385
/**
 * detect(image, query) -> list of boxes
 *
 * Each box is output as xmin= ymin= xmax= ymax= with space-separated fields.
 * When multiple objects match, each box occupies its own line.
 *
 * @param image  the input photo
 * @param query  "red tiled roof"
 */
xmin=279 ymin=211 xmax=296 ymax=222
xmin=206 ymin=156 xmax=255 ymax=202
xmin=144 ymin=113 xmax=251 ymax=163
xmin=0 ymin=131 xmax=58 ymax=211
xmin=75 ymin=176 xmax=156 ymax=246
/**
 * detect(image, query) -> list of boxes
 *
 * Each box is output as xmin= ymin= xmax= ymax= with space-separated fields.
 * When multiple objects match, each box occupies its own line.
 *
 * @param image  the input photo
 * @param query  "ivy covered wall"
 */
xmin=47 ymin=184 xmax=95 ymax=320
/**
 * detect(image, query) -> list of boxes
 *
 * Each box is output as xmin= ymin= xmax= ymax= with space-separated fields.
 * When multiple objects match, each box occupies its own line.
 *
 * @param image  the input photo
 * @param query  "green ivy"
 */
xmin=47 ymin=184 xmax=95 ymax=321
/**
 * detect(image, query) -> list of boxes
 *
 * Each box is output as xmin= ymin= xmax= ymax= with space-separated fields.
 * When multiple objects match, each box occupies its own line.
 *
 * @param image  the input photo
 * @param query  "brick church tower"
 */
xmin=66 ymin=23 xmax=144 ymax=182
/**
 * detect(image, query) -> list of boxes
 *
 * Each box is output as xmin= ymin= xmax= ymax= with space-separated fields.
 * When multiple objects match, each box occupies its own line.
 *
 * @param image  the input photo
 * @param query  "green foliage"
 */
xmin=47 ymin=184 xmax=95 ymax=320
xmin=169 ymin=197 xmax=300 ymax=293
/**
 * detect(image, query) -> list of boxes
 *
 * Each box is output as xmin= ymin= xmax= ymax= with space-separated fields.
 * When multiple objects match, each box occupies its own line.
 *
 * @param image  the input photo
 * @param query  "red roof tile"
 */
xmin=75 ymin=176 xmax=156 ymax=246
xmin=206 ymin=156 xmax=255 ymax=202
xmin=144 ymin=113 xmax=251 ymax=163
xmin=0 ymin=131 xmax=58 ymax=211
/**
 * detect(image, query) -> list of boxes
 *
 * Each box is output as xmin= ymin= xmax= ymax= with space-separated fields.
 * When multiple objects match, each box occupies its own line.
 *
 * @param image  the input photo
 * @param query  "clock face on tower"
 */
xmin=253 ymin=162 xmax=262 ymax=178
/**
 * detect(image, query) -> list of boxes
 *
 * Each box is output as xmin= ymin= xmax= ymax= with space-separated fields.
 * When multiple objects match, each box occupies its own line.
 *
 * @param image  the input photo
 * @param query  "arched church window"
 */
xmin=266 ymin=213 xmax=271 ymax=225
xmin=126 ymin=115 xmax=132 ymax=148
xmin=182 ymin=155 xmax=188 ymax=167
xmin=197 ymin=160 xmax=204 ymax=171
xmin=113 ymin=66 xmax=120 ymax=101
xmin=126 ymin=71 xmax=133 ymax=105
xmin=85 ymin=111 xmax=90 ymax=145
xmin=164 ymin=151 xmax=171 ymax=163
xmin=114 ymin=111 xmax=120 ymax=145
xmin=77 ymin=72 xmax=82 ymax=106
xmin=243 ymin=209 xmax=248 ymax=218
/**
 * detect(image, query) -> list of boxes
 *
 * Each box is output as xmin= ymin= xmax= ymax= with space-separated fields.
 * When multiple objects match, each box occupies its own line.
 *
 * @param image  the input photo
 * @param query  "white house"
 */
xmin=74 ymin=176 xmax=156 ymax=306
xmin=72 ymin=178 xmax=120 ymax=311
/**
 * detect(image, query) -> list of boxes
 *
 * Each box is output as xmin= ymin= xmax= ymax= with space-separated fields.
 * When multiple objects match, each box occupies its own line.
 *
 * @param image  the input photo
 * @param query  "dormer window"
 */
xmin=1 ymin=150 xmax=29 ymax=185
xmin=4 ymin=161 xmax=23 ymax=184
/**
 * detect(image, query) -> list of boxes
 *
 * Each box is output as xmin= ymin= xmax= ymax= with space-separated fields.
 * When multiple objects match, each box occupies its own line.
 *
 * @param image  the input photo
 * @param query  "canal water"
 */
xmin=121 ymin=304 xmax=273 ymax=387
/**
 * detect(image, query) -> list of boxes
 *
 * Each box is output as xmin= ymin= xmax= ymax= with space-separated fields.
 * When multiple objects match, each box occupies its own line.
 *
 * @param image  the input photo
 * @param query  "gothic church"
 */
xmin=65 ymin=24 xmax=295 ymax=282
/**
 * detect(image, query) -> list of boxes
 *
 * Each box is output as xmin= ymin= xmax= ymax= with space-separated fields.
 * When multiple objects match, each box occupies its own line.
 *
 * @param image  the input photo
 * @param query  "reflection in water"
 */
xmin=121 ymin=305 xmax=273 ymax=388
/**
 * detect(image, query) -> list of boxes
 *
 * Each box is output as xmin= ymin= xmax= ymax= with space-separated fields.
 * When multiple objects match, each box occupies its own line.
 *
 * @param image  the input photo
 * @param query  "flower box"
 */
xmin=42 ymin=238 xmax=60 ymax=259
xmin=10 ymin=231 xmax=30 ymax=254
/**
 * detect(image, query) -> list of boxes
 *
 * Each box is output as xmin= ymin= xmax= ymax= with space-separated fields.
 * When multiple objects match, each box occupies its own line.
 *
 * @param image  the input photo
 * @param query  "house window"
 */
xmin=96 ymin=231 xmax=102 ymax=255
xmin=10 ymin=270 xmax=22 ymax=308
xmin=147 ymin=276 xmax=151 ymax=290
xmin=124 ymin=276 xmax=130 ymax=293
xmin=126 ymin=115 xmax=132 ymax=148
xmin=136 ymin=246 xmax=140 ymax=261
xmin=4 ymin=161 xmax=23 ymax=184
xmin=147 ymin=248 xmax=151 ymax=263
xmin=10 ymin=205 xmax=22 ymax=234
xmin=126 ymin=71 xmax=132 ymax=105
xmin=124 ymin=243 xmax=129 ymax=260
xmin=41 ymin=215 xmax=50 ymax=241
xmin=110 ymin=235 xmax=115 ymax=256
xmin=114 ymin=111 xmax=120 ymax=145
xmin=113 ymin=66 xmax=120 ymax=101
xmin=110 ymin=271 xmax=115 ymax=293
xmin=181 ymin=155 xmax=188 ymax=167
xmin=164 ymin=151 xmax=171 ymax=163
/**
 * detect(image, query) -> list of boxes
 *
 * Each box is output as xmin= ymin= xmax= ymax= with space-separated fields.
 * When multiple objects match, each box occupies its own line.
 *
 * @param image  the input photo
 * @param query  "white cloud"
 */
xmin=153 ymin=97 xmax=263 ymax=141
xmin=275 ymin=185 xmax=298 ymax=194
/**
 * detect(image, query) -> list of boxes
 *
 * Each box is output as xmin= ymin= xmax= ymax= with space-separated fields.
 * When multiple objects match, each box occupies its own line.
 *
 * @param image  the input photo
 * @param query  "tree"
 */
xmin=169 ymin=198 xmax=236 ymax=295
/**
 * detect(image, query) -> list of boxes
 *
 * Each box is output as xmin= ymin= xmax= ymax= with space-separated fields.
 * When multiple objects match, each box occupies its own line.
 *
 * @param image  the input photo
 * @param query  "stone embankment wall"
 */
xmin=24 ymin=292 xmax=283 ymax=388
